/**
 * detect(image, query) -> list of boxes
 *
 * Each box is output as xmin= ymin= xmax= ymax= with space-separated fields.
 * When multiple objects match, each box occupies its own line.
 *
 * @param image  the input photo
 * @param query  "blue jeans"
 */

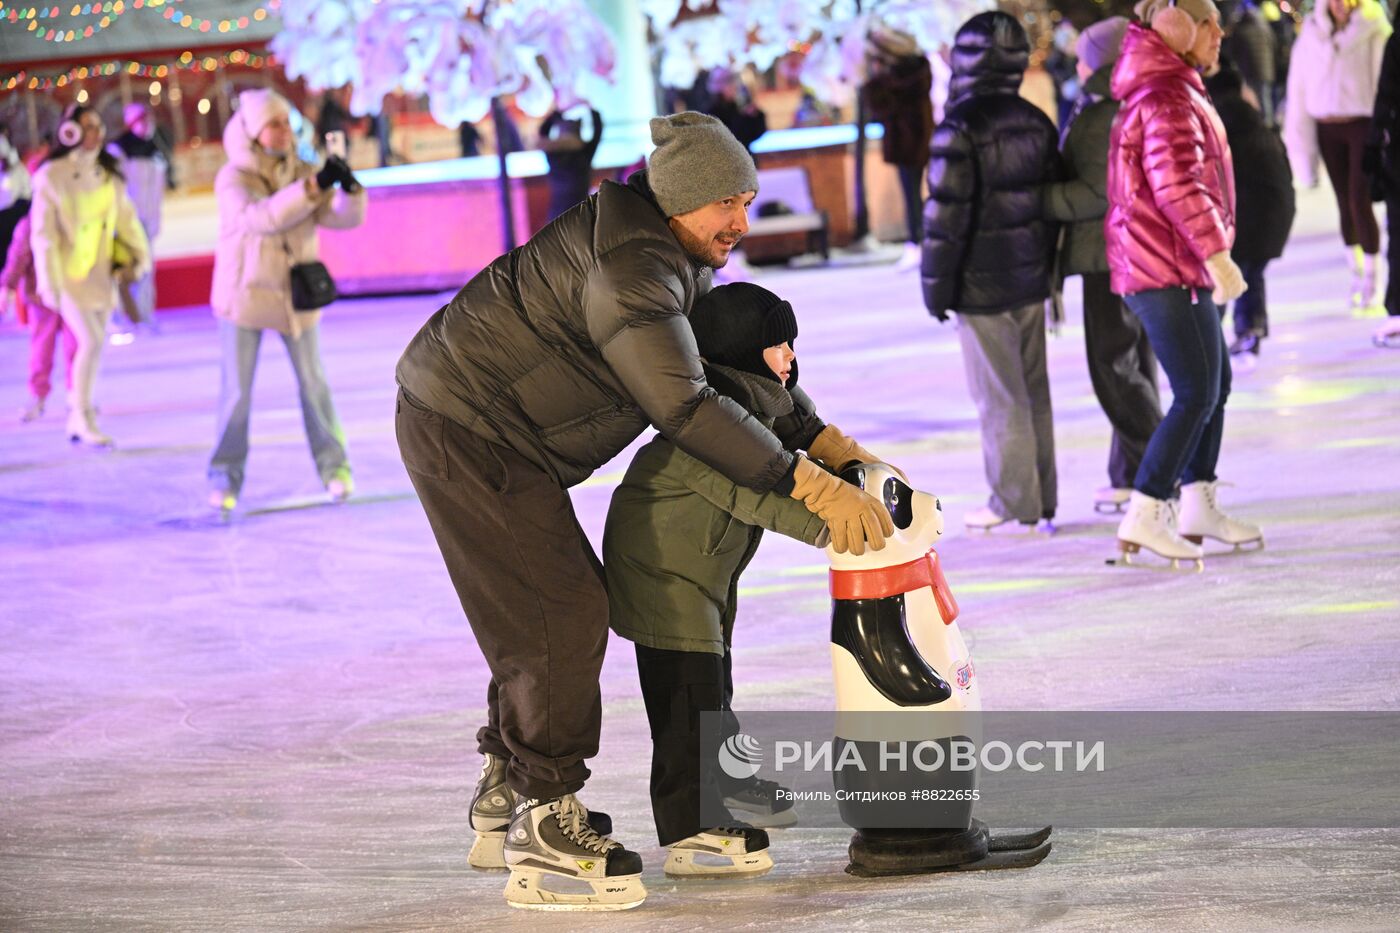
xmin=208 ymin=320 xmax=348 ymax=496
xmin=1123 ymin=288 xmax=1232 ymax=500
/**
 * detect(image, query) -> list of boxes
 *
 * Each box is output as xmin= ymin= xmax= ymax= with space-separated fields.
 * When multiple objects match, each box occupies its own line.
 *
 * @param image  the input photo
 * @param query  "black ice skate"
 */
xmin=665 ymin=825 xmax=773 ymax=878
xmin=503 ymin=794 xmax=645 ymax=911
xmin=468 ymin=753 xmax=612 ymax=870
xmin=846 ymin=819 xmax=1052 ymax=877
xmin=722 ymin=777 xmax=797 ymax=828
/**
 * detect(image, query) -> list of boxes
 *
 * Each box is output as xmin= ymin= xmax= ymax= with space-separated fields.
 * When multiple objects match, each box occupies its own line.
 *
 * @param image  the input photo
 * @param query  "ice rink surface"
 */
xmin=2 ymin=186 xmax=1398 ymax=931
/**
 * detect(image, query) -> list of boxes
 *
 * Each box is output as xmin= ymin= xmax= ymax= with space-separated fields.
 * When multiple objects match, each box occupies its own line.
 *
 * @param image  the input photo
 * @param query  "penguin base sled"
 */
xmin=845 ymin=819 xmax=1052 ymax=878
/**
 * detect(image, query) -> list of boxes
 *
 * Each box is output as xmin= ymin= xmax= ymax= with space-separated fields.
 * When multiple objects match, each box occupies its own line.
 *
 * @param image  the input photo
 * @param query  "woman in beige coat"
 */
xmin=30 ymin=103 xmax=150 ymax=446
xmin=208 ymin=89 xmax=366 ymax=511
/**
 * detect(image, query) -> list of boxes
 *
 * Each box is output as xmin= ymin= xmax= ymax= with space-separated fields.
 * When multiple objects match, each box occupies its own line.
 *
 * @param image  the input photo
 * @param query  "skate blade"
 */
xmin=468 ymin=831 xmax=506 ymax=870
xmin=1183 ymin=534 xmax=1265 ymax=554
xmin=1094 ymin=501 xmax=1126 ymax=515
xmin=845 ymin=840 xmax=1051 ymax=878
xmin=664 ymin=848 xmax=774 ymax=879
xmin=723 ymin=800 xmax=797 ymax=828
xmin=505 ymin=869 xmax=646 ymax=911
xmin=988 ymin=826 xmax=1052 ymax=852
xmin=1109 ymin=540 xmax=1203 ymax=573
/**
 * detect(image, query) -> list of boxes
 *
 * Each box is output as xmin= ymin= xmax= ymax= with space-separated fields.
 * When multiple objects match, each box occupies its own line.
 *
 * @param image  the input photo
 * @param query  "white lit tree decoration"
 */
xmin=273 ymin=0 xmax=617 ymax=249
xmin=273 ymin=0 xmax=616 ymax=123
xmin=641 ymin=0 xmax=993 ymax=240
xmin=641 ymin=0 xmax=994 ymax=108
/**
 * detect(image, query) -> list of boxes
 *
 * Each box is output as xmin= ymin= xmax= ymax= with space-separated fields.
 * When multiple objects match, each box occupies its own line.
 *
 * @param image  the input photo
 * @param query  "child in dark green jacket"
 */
xmin=604 ymin=283 xmax=890 ymax=879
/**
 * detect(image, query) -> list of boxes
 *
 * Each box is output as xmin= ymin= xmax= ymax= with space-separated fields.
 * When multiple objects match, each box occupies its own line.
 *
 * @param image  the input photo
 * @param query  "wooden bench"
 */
xmin=746 ymin=166 xmax=830 ymax=261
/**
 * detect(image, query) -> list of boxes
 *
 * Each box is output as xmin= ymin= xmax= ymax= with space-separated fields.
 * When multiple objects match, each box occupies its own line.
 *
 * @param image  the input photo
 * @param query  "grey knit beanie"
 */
xmin=647 ymin=112 xmax=759 ymax=217
xmin=1076 ymin=16 xmax=1130 ymax=73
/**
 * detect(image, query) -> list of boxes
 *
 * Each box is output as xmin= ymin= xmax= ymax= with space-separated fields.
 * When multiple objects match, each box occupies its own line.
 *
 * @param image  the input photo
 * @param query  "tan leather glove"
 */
xmin=807 ymin=423 xmax=908 ymax=482
xmin=807 ymin=423 xmax=876 ymax=470
xmin=790 ymin=456 xmax=893 ymax=555
xmin=1205 ymin=250 xmax=1247 ymax=305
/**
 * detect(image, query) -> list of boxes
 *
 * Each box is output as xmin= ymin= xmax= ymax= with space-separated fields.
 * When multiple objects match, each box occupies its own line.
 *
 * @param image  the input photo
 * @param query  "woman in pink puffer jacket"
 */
xmin=1104 ymin=0 xmax=1262 ymax=570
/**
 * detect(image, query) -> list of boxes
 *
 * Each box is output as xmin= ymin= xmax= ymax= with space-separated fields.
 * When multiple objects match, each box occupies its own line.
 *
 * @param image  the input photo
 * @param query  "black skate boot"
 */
xmin=468 ymin=753 xmax=612 ymax=870
xmin=504 ymin=794 xmax=646 ymax=910
xmin=721 ymin=777 xmax=797 ymax=828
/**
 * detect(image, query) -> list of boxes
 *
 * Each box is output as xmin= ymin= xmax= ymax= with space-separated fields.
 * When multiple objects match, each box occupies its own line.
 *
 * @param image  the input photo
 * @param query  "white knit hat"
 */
xmin=236 ymin=88 xmax=292 ymax=137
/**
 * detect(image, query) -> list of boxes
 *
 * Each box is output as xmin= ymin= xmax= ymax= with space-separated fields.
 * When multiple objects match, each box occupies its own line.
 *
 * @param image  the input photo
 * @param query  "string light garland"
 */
xmin=4 ymin=0 xmax=278 ymax=44
xmin=1 ymin=45 xmax=273 ymax=91
xmin=162 ymin=0 xmax=278 ymax=35
xmin=5 ymin=0 xmax=173 ymax=41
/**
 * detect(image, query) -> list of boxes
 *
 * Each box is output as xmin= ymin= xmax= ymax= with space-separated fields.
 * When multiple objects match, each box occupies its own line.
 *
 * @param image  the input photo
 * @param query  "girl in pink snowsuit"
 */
xmin=1 ymin=211 xmax=76 ymax=423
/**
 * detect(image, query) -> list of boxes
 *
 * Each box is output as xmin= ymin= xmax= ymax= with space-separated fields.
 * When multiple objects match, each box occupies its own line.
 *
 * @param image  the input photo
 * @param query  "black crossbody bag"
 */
xmin=265 ymin=173 xmax=338 ymax=311
xmin=289 ymin=257 xmax=337 ymax=311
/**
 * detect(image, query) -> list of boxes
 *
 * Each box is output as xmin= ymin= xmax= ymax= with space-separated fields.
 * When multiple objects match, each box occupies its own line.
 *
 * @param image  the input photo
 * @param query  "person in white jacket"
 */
xmin=207 ymin=89 xmax=366 ymax=512
xmin=1284 ymin=0 xmax=1392 ymax=307
xmin=30 ymin=103 xmax=150 ymax=447
xmin=107 ymin=102 xmax=168 ymax=334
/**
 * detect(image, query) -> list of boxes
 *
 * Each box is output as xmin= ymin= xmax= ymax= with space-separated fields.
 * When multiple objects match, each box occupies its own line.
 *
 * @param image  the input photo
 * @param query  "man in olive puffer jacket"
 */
xmin=394 ymin=112 xmax=895 ymax=899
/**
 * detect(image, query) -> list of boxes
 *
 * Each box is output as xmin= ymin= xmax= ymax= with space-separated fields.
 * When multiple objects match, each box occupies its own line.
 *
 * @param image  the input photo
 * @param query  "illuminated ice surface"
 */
xmin=2 ymin=185 xmax=1398 ymax=931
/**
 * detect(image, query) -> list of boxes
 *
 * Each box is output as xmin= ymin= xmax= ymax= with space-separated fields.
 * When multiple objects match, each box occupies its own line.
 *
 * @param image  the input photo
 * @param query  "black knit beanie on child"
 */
xmin=688 ymin=282 xmax=799 ymax=386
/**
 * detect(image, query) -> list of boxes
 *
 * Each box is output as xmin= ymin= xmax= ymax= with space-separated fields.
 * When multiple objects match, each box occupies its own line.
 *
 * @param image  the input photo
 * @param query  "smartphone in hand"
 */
xmin=324 ymin=130 xmax=347 ymax=160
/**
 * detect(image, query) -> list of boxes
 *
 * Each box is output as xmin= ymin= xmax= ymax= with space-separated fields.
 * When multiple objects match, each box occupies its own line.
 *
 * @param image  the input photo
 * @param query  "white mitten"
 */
xmin=1205 ymin=251 xmax=1247 ymax=305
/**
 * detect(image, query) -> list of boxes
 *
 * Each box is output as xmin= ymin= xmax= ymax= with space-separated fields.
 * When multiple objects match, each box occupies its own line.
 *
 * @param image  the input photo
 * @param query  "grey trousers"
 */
xmin=955 ymin=302 xmax=1058 ymax=522
xmin=395 ymin=389 xmax=607 ymax=800
xmin=208 ymin=320 xmax=349 ymax=496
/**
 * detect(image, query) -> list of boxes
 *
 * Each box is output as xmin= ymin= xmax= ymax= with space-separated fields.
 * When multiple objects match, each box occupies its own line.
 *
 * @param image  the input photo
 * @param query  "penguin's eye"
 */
xmin=883 ymin=477 xmax=913 ymax=530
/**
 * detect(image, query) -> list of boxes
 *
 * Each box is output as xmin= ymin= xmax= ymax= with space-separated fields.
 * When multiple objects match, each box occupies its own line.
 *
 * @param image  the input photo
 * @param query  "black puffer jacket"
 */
xmin=920 ymin=11 xmax=1062 ymax=317
xmin=1205 ymin=60 xmax=1294 ymax=263
xmin=1368 ymin=30 xmax=1400 ymax=196
xmin=396 ymin=171 xmax=816 ymax=490
xmin=1043 ymin=64 xmax=1117 ymax=278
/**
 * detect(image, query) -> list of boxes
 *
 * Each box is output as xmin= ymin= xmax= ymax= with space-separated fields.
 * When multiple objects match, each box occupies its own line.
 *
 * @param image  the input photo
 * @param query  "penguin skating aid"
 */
xmin=825 ymin=463 xmax=1051 ymax=876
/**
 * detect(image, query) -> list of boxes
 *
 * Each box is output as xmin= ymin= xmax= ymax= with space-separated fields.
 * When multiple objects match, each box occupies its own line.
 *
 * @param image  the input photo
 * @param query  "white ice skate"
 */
xmin=1115 ymin=491 xmax=1204 ymax=572
xmin=1094 ymin=486 xmax=1132 ymax=515
xmin=19 ymin=395 xmax=45 ymax=423
xmin=208 ymin=490 xmax=237 ymax=515
xmin=1178 ymin=481 xmax=1263 ymax=551
xmin=965 ymin=506 xmax=1048 ymax=534
xmin=1373 ymin=317 xmax=1400 ymax=348
xmin=665 ymin=826 xmax=773 ymax=879
xmin=326 ymin=468 xmax=354 ymax=505
xmin=723 ymin=778 xmax=797 ymax=828
xmin=503 ymin=795 xmax=644 ymax=911
xmin=66 ymin=408 xmax=112 ymax=447
xmin=963 ymin=505 xmax=1009 ymax=531
xmin=469 ymin=753 xmax=612 ymax=870
xmin=894 ymin=241 xmax=922 ymax=273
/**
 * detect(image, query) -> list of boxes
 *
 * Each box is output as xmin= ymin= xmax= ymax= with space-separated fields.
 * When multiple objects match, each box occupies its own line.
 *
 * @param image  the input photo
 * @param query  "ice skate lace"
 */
xmin=555 ymin=794 xmax=617 ymax=855
xmin=1204 ymin=481 xmax=1237 ymax=514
